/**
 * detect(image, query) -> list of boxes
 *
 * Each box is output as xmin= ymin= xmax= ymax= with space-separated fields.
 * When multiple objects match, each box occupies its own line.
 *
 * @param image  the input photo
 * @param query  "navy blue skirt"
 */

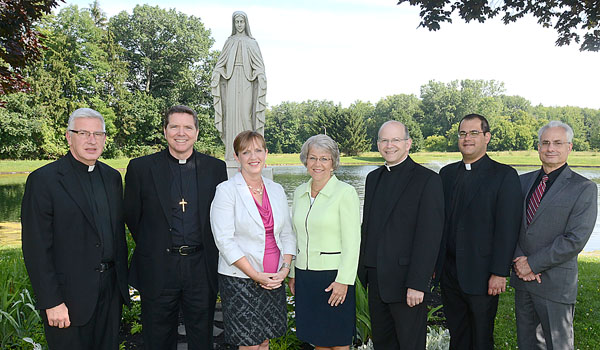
xmin=294 ymin=269 xmax=355 ymax=347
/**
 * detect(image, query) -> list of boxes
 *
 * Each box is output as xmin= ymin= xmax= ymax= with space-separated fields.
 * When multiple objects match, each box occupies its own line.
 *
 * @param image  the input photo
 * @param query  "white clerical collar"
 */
xmin=384 ymin=156 xmax=408 ymax=172
xmin=178 ymin=159 xmax=187 ymax=164
xmin=88 ymin=164 xmax=95 ymax=172
xmin=464 ymin=163 xmax=471 ymax=171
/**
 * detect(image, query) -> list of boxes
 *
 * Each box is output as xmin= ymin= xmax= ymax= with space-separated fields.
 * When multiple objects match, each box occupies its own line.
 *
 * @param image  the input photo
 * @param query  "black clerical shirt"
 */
xmin=364 ymin=159 xmax=410 ymax=267
xmin=167 ymin=151 xmax=202 ymax=246
xmin=68 ymin=152 xmax=114 ymax=262
xmin=446 ymin=155 xmax=487 ymax=263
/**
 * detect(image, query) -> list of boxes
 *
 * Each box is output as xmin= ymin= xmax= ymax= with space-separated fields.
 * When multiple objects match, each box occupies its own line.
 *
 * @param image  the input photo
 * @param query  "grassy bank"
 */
xmin=1 ymin=151 xmax=599 ymax=173
xmin=494 ymin=253 xmax=600 ymax=349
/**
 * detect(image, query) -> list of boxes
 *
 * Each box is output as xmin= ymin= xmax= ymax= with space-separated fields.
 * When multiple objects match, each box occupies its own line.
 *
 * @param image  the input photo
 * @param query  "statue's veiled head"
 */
xmin=231 ymin=11 xmax=252 ymax=37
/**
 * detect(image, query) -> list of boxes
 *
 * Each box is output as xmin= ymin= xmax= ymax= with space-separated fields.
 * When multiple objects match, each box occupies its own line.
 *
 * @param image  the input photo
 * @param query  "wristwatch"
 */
xmin=280 ymin=262 xmax=291 ymax=270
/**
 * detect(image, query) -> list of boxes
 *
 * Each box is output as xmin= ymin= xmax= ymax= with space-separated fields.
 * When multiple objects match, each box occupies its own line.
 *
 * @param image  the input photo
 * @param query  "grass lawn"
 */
xmin=1 ymin=151 xmax=599 ymax=173
xmin=494 ymin=253 xmax=600 ymax=349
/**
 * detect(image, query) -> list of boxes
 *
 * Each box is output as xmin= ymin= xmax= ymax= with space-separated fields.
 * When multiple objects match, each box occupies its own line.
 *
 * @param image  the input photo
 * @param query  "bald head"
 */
xmin=378 ymin=120 xmax=409 ymax=140
xmin=377 ymin=120 xmax=412 ymax=166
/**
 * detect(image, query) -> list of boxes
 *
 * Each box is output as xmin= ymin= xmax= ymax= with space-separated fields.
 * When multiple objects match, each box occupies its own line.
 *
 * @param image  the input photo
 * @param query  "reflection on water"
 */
xmin=0 ymin=183 xmax=25 ymax=222
xmin=2 ymin=164 xmax=599 ymax=250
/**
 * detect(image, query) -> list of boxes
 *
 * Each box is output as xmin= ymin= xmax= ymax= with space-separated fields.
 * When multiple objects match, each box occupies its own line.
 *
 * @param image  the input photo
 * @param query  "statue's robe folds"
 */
xmin=212 ymin=35 xmax=266 ymax=160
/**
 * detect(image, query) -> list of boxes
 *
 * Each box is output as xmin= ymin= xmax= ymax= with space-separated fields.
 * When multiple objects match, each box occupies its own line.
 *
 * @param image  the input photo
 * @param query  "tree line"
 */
xmin=1 ymin=3 xmax=599 ymax=160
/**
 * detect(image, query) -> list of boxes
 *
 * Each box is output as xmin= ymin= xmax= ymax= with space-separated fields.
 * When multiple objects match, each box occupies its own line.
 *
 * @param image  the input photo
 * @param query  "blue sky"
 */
xmin=58 ymin=0 xmax=600 ymax=109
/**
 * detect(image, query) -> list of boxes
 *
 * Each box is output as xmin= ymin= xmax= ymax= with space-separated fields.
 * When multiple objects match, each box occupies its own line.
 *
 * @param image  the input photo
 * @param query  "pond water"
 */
xmin=2 ymin=163 xmax=600 ymax=251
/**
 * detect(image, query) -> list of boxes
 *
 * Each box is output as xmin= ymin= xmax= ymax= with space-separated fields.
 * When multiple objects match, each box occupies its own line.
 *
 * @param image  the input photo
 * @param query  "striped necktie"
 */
xmin=526 ymin=175 xmax=549 ymax=225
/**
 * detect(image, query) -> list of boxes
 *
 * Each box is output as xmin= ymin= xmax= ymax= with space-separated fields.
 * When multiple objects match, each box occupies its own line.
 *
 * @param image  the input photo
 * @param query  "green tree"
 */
xmin=0 ymin=4 xmax=130 ymax=158
xmin=265 ymin=102 xmax=305 ymax=153
xmin=340 ymin=101 xmax=371 ymax=156
xmin=367 ymin=94 xmax=422 ymax=150
xmin=397 ymin=0 xmax=600 ymax=51
xmin=109 ymin=5 xmax=215 ymax=111
xmin=419 ymin=79 xmax=504 ymax=138
xmin=423 ymin=135 xmax=447 ymax=152
xmin=0 ymin=0 xmax=62 ymax=100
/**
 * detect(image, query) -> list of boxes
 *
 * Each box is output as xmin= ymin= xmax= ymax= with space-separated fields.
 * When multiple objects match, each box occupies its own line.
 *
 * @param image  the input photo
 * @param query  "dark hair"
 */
xmin=233 ymin=130 xmax=266 ymax=156
xmin=459 ymin=113 xmax=490 ymax=133
xmin=164 ymin=105 xmax=199 ymax=129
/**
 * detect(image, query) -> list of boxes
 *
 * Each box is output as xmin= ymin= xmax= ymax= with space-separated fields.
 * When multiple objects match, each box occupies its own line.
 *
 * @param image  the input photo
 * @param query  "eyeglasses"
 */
xmin=377 ymin=138 xmax=408 ymax=145
xmin=458 ymin=130 xmax=485 ymax=138
xmin=307 ymin=156 xmax=332 ymax=163
xmin=69 ymin=129 xmax=106 ymax=139
xmin=540 ymin=140 xmax=570 ymax=148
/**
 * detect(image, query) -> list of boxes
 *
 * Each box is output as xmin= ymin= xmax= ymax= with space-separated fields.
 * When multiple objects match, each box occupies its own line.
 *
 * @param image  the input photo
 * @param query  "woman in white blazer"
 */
xmin=210 ymin=131 xmax=295 ymax=350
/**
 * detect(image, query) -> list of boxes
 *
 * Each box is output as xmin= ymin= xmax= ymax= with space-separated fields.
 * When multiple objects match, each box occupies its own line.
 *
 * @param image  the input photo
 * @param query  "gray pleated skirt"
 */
xmin=218 ymin=274 xmax=287 ymax=346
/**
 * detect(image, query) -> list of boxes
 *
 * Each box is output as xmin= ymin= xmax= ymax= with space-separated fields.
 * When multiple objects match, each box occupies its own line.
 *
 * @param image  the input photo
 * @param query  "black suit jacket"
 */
xmin=435 ymin=154 xmax=522 ymax=295
xmin=21 ymin=153 xmax=129 ymax=325
xmin=124 ymin=150 xmax=227 ymax=298
xmin=358 ymin=156 xmax=444 ymax=303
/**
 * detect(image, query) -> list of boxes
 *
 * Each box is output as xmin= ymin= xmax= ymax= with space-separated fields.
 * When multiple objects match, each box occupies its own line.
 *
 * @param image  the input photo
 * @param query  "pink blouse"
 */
xmin=253 ymin=188 xmax=280 ymax=273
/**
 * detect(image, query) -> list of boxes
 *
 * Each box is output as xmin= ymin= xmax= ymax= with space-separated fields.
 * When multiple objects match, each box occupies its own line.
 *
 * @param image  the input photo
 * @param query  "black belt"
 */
xmin=95 ymin=261 xmax=114 ymax=272
xmin=166 ymin=245 xmax=202 ymax=256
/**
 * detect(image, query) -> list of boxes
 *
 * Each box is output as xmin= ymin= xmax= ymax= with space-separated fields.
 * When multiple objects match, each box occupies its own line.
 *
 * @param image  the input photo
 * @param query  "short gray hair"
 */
xmin=67 ymin=108 xmax=105 ymax=132
xmin=378 ymin=120 xmax=410 ymax=139
xmin=299 ymin=134 xmax=341 ymax=170
xmin=538 ymin=120 xmax=573 ymax=143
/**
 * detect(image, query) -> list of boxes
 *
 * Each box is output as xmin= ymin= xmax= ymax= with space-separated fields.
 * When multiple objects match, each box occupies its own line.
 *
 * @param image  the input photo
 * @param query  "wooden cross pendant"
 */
xmin=179 ymin=198 xmax=188 ymax=212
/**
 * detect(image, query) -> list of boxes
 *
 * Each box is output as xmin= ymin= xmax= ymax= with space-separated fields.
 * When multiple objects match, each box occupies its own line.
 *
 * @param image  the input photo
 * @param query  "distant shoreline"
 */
xmin=2 ymin=150 xmax=600 ymax=174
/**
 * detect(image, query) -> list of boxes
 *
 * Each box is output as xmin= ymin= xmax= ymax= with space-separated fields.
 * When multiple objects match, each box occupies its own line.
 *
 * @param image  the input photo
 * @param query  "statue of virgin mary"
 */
xmin=211 ymin=11 xmax=267 ymax=161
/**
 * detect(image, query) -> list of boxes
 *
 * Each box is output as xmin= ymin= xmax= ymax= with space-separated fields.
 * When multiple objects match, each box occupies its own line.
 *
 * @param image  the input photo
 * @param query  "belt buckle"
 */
xmin=178 ymin=245 xmax=190 ymax=256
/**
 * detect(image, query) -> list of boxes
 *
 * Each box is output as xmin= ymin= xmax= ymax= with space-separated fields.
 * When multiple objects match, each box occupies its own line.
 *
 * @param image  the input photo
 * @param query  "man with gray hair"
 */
xmin=22 ymin=108 xmax=129 ymax=349
xmin=511 ymin=120 xmax=597 ymax=349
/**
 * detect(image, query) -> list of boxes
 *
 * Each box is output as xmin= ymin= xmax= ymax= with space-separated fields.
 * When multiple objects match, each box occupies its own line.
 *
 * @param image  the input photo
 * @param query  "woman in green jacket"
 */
xmin=288 ymin=134 xmax=361 ymax=350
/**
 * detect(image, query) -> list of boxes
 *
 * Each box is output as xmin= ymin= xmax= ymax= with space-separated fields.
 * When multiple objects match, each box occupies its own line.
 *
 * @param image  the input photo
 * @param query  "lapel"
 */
xmin=57 ymin=155 xmax=99 ymax=238
xmin=362 ymin=166 xmax=384 ymax=229
xmin=233 ymin=172 xmax=264 ymax=228
xmin=461 ymin=154 xmax=493 ymax=215
xmin=150 ymin=150 xmax=173 ymax=227
xmin=529 ymin=166 xmax=572 ymax=226
xmin=379 ymin=156 xmax=416 ymax=226
xmin=521 ymin=170 xmax=540 ymax=227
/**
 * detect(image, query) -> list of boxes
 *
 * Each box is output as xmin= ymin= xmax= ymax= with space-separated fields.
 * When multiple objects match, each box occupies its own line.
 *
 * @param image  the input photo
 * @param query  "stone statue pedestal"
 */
xmin=225 ymin=160 xmax=273 ymax=180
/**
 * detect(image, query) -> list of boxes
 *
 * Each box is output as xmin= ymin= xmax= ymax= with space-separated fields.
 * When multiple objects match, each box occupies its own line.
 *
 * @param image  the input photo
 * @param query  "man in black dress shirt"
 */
xmin=435 ymin=114 xmax=522 ymax=350
xmin=511 ymin=121 xmax=597 ymax=349
xmin=358 ymin=120 xmax=444 ymax=349
xmin=22 ymin=108 xmax=129 ymax=349
xmin=124 ymin=105 xmax=227 ymax=349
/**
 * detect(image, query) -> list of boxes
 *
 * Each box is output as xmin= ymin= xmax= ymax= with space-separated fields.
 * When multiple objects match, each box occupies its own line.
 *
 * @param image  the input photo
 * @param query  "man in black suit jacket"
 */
xmin=435 ymin=114 xmax=522 ymax=350
xmin=358 ymin=121 xmax=444 ymax=349
xmin=22 ymin=108 xmax=129 ymax=350
xmin=124 ymin=105 xmax=227 ymax=350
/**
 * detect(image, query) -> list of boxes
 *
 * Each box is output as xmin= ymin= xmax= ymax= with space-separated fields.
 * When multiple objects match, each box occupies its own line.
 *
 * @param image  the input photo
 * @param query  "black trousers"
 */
xmin=366 ymin=267 xmax=427 ymax=350
xmin=42 ymin=268 xmax=122 ymax=350
xmin=140 ymin=252 xmax=216 ymax=350
xmin=440 ymin=263 xmax=498 ymax=350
